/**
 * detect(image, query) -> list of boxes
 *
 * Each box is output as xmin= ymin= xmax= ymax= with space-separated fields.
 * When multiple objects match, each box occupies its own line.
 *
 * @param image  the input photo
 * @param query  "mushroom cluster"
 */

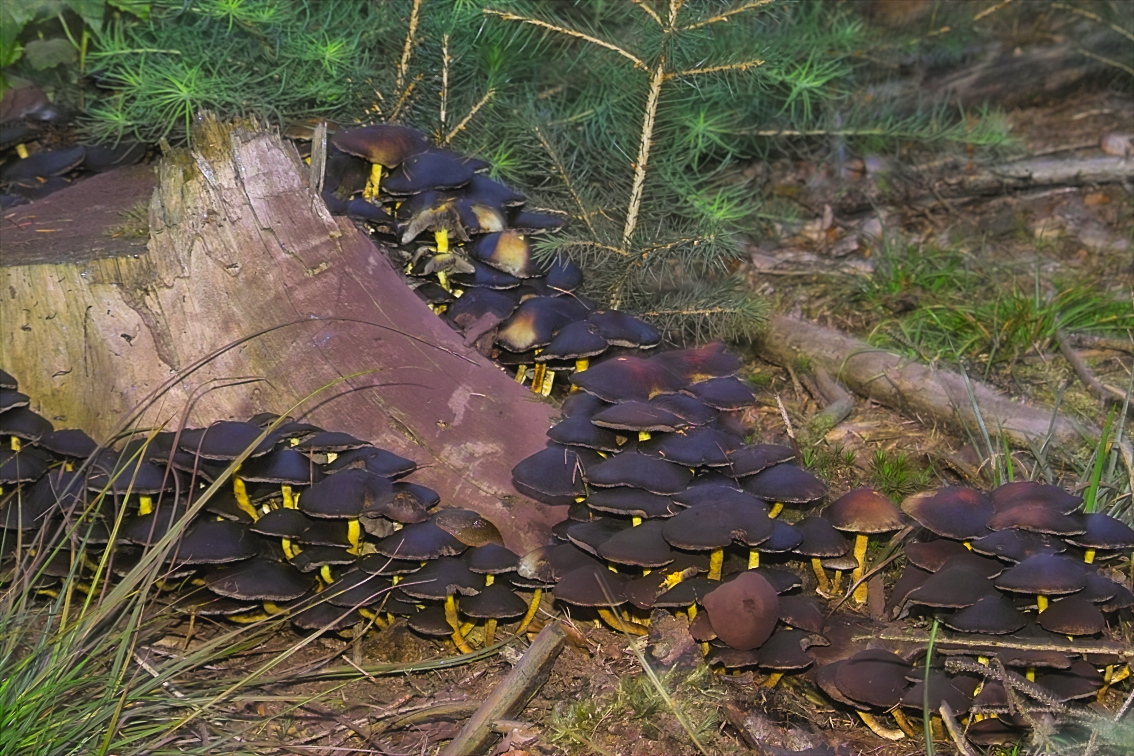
xmin=0 ymin=369 xmax=539 ymax=651
xmin=299 ymin=122 xmax=664 ymax=396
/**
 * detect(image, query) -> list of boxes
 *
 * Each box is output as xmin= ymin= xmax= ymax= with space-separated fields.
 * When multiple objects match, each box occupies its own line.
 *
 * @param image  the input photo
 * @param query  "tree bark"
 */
xmin=0 ymin=116 xmax=563 ymax=552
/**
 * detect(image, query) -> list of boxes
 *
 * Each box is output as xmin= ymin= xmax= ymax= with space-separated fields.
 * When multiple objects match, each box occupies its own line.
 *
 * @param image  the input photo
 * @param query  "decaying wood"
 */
xmin=759 ymin=315 xmax=1096 ymax=450
xmin=439 ymin=620 xmax=568 ymax=756
xmin=0 ymin=115 xmax=563 ymax=552
xmin=809 ymin=368 xmax=854 ymax=432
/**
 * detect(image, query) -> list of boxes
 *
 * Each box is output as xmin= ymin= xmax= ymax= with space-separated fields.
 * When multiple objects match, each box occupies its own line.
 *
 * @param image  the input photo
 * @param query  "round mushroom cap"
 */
xmin=703 ymin=571 xmax=779 ymax=651
xmin=683 ymin=376 xmax=756 ymax=411
xmin=905 ymin=563 xmax=995 ymax=609
xmin=471 ymin=231 xmax=544 ymax=278
xmin=969 ymin=529 xmax=1066 ymax=563
xmin=249 ymin=508 xmax=314 ymax=539
xmin=546 ymin=414 xmax=622 ymax=452
xmin=570 ymin=355 xmax=683 ymax=403
xmin=461 ymin=582 xmax=529 ymax=620
xmin=1036 ymin=595 xmax=1106 ymax=636
xmin=649 ymin=393 xmax=719 ymax=427
xmin=169 ymin=519 xmax=260 ymax=565
xmin=408 ymin=606 xmax=458 ymax=637
xmin=759 ymin=519 xmax=803 ymax=553
xmin=495 ymin=296 xmax=581 ymax=352
xmin=724 ymin=444 xmax=795 ymax=477
xmin=824 ymin=488 xmax=903 ymax=534
xmin=512 ymin=444 xmax=595 ymax=501
xmin=0 ymin=369 xmax=17 ymax=390
xmin=554 ymin=563 xmax=627 ymax=607
xmin=294 ymin=431 xmax=370 ymax=454
xmin=178 ymin=421 xmax=275 ymax=460
xmin=941 ymin=592 xmax=1027 ymax=635
xmin=585 ymin=451 xmax=692 ymax=495
xmin=591 ymin=402 xmax=686 ymax=433
xmin=585 ymin=310 xmax=661 ymax=349
xmin=240 ymin=447 xmax=322 ymax=486
xmin=463 ymin=543 xmax=519 ymax=574
xmin=205 ymin=556 xmax=315 ymax=601
xmin=433 ymin=508 xmax=504 ymax=547
xmin=833 ymin=649 xmax=912 ymax=709
xmin=986 ymin=504 xmax=1085 ymax=537
xmin=585 ymin=487 xmax=680 ymax=519
xmin=793 ymin=516 xmax=850 ymax=558
xmin=565 ymin=517 xmax=629 ymax=554
xmin=639 ymin=426 xmax=742 ymax=467
xmin=777 ymin=594 xmax=825 ymax=633
xmin=662 ymin=500 xmax=773 ymax=551
xmin=904 ymin=539 xmax=970 ymax=572
xmin=399 ymin=556 xmax=484 ymax=600
xmin=330 ymin=123 xmax=429 ymax=167
xmin=900 ymin=671 xmax=978 ymax=715
xmin=374 ymin=520 xmax=467 ymax=560
xmin=324 ymin=445 xmax=418 ymax=479
xmin=37 ymin=428 xmax=99 ymax=459
xmin=743 ymin=464 xmax=827 ymax=504
xmin=901 ymin=486 xmax=992 ymax=540
xmin=990 ymin=480 xmax=1082 ymax=515
xmin=0 ymin=406 xmax=53 ymax=442
xmin=597 ymin=520 xmax=675 ymax=568
xmin=1034 ymin=660 xmax=1104 ymax=702
xmin=291 ymin=601 xmax=362 ymax=632
xmin=993 ymin=553 xmax=1088 ymax=597
xmin=1065 ymin=512 xmax=1134 ymax=552
xmin=383 ymin=148 xmax=480 ymax=195
xmin=0 ymin=448 xmax=49 ymax=484
xmin=539 ymin=320 xmax=609 ymax=362
xmin=300 ymin=468 xmax=394 ymax=519
xmin=324 ymin=569 xmax=393 ymax=608
xmin=653 ymin=342 xmax=742 ymax=383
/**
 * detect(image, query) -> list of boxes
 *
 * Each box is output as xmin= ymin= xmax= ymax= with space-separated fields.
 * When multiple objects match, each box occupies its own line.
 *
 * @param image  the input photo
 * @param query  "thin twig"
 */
xmin=483 ymin=10 xmax=645 ymax=70
xmin=681 ymin=0 xmax=774 ymax=30
xmin=1056 ymin=327 xmax=1127 ymax=406
xmin=395 ymin=0 xmax=422 ymax=93
xmin=939 ymin=702 xmax=977 ymax=756
xmin=622 ymin=57 xmax=667 ymax=245
xmin=445 ymin=89 xmax=495 ymax=145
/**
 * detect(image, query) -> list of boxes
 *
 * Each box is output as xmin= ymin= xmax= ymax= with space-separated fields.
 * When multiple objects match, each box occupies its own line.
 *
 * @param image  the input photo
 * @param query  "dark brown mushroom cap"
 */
xmin=167 ymin=519 xmax=260 ymax=565
xmin=586 ymin=487 xmax=680 ymax=519
xmin=554 ymin=563 xmax=627 ymax=607
xmin=462 ymin=173 xmax=526 ymax=209
xmin=703 ymin=571 xmax=779 ymax=651
xmin=348 ymin=197 xmax=396 ymax=228
xmin=824 ymin=488 xmax=903 ymax=535
xmin=0 ymin=369 xmax=17 ymax=390
xmin=324 ymin=445 xmax=417 ymax=480
xmin=993 ymin=553 xmax=1088 ymax=597
xmin=446 ymin=287 xmax=518 ymax=332
xmin=815 ymin=661 xmax=857 ymax=706
xmin=900 ymin=671 xmax=978 ymax=715
xmin=648 ymin=393 xmax=718 ymax=427
xmin=901 ymin=486 xmax=992 ymax=540
xmin=461 ymin=582 xmax=529 ymax=619
xmin=884 ymin=563 xmax=930 ymax=618
xmin=547 ymin=414 xmax=623 ymax=453
xmin=565 ymin=517 xmax=630 ymax=554
xmin=597 ymin=520 xmax=675 ymax=568
xmin=374 ymin=520 xmax=467 ymax=560
xmin=383 ymin=148 xmax=479 ymax=195
xmin=793 ymin=516 xmax=850 ymax=558
xmin=495 ymin=296 xmax=582 ymax=352
xmin=293 ymin=431 xmax=369 ymax=454
xmin=0 ymin=448 xmax=49 ymax=484
xmin=86 ymin=452 xmax=172 ymax=495
xmin=904 ymin=539 xmax=970 ymax=571
xmin=743 ymin=464 xmax=828 ymax=504
xmin=291 ymin=600 xmax=362 ymax=631
xmin=1034 ymin=660 xmax=1104 ymax=702
xmin=1065 ymin=512 xmax=1134 ymax=552
xmin=450 ymin=259 xmax=522 ymax=290
xmin=966 ymin=717 xmax=1024 ymax=746
xmin=834 ymin=649 xmax=913 ymax=709
xmin=178 ymin=421 xmax=275 ymax=460
xmin=585 ymin=310 xmax=661 ymax=349
xmin=470 ymin=230 xmax=544 ymax=278
xmin=755 ymin=566 xmax=803 ymax=594
xmin=205 ymin=556 xmax=316 ymax=601
xmin=2 ymin=145 xmax=85 ymax=181
xmin=296 ymin=517 xmax=354 ymax=547
xmin=651 ymin=576 xmax=720 ymax=608
xmin=399 ymin=556 xmax=484 ymax=600
xmin=543 ymin=254 xmax=584 ymax=292
xmin=323 ymin=569 xmax=393 ymax=608
xmin=591 ymin=402 xmax=686 ymax=433
xmin=724 ymin=444 xmax=795 ymax=478
xmin=942 ymin=592 xmax=1027 ymax=634
xmin=408 ymin=606 xmax=457 ymax=636
xmin=0 ymin=389 xmax=29 ymax=413
xmin=520 ymin=542 xmax=602 ymax=583
xmin=330 ymin=123 xmax=428 ymax=167
xmin=969 ymin=529 xmax=1066 ymax=562
xmin=1080 ymin=572 xmax=1121 ymax=604
xmin=249 ymin=508 xmax=314 ymax=539
xmin=759 ymin=519 xmax=803 ymax=553
xmin=289 ymin=545 xmax=356 ymax=574
xmin=639 ymin=426 xmax=743 ymax=467
xmin=1036 ymin=595 xmax=1106 ymax=635
xmin=990 ymin=481 xmax=1082 ymax=515
xmin=463 ymin=543 xmax=519 ymax=574
xmin=433 ymin=509 xmax=504 ymax=547
xmin=661 ymin=500 xmax=773 ymax=550
xmin=36 ymin=428 xmax=99 ymax=459
xmin=240 ymin=447 xmax=322 ymax=486
xmin=758 ymin=628 xmax=823 ymax=671
xmin=397 ymin=192 xmax=467 ymax=243
xmin=671 ymin=482 xmax=758 ymax=509
xmin=509 ymin=210 xmax=567 ymax=234
xmin=777 ymin=594 xmax=825 ymax=633
xmin=682 ymin=376 xmax=755 ymax=411
xmin=571 ymin=355 xmax=684 ymax=403
xmin=1 ymin=470 xmax=79 ymax=530
xmin=906 ymin=563 xmax=995 ymax=609
xmin=585 ymin=451 xmax=692 ymax=494
xmin=356 ymin=553 xmax=424 ymax=576
xmin=538 ymin=320 xmax=609 ymax=362
xmin=0 ymin=406 xmax=54 ymax=441
xmin=651 ymin=342 xmax=741 ymax=382
xmin=299 ymin=468 xmax=394 ymax=519
xmin=511 ymin=444 xmax=594 ymax=500
xmin=986 ymin=504 xmax=1085 ymax=536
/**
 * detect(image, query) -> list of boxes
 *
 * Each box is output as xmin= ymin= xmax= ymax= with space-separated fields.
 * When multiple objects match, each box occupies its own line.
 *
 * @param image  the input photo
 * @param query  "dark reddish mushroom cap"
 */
xmin=703 ymin=571 xmax=779 ymax=651
xmin=331 ymin=123 xmax=429 ymax=167
xmin=901 ymin=486 xmax=992 ymax=540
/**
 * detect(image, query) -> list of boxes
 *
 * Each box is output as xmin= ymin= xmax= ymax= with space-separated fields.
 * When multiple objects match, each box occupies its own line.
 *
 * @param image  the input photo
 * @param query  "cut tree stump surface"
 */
xmin=1 ymin=119 xmax=564 ymax=552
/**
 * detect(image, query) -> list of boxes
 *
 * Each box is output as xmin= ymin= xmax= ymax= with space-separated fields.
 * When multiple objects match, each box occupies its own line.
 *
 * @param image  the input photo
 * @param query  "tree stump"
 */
xmin=0 ymin=116 xmax=563 ymax=552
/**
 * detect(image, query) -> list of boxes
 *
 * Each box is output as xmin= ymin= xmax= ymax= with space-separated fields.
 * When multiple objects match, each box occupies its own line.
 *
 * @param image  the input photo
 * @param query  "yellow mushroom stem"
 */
xmin=281 ymin=484 xmax=296 ymax=510
xmin=857 ymin=711 xmax=905 ymax=740
xmin=138 ymin=495 xmax=154 ymax=516
xmin=687 ymin=604 xmax=697 ymax=622
xmin=540 ymin=369 xmax=555 ymax=396
xmin=851 ymin=533 xmax=870 ymax=605
xmin=748 ymin=550 xmax=760 ymax=569
xmin=708 ymin=548 xmax=724 ymax=581
xmin=1026 ymin=667 xmax=1036 ymax=682
xmin=229 ymin=610 xmax=271 ymax=624
xmin=320 ymin=565 xmax=334 ymax=584
xmin=810 ymin=557 xmax=831 ymax=594
xmin=762 ymin=672 xmax=784 ymax=688
xmin=1036 ymin=595 xmax=1049 ymax=613
xmin=531 ymin=363 xmax=546 ymax=393
xmin=575 ymin=357 xmax=590 ymax=373
xmin=444 ymin=595 xmax=474 ymax=654
xmin=1084 ymin=548 xmax=1096 ymax=564
xmin=892 ymin=709 xmax=918 ymax=738
xmin=346 ymin=519 xmax=362 ymax=556
xmin=263 ymin=601 xmax=286 ymax=615
xmin=435 ymin=228 xmax=449 ymax=254
xmin=639 ymin=431 xmax=651 ymax=442
xmin=767 ymin=501 xmax=784 ymax=519
xmin=484 ymin=617 xmax=498 ymax=645
xmin=437 ymin=269 xmax=451 ymax=292
xmin=15 ymin=143 xmax=29 ymax=159
xmin=231 ymin=474 xmax=258 ymax=521
xmin=631 ymin=516 xmax=642 ymax=527
xmin=281 ymin=537 xmax=299 ymax=560
xmin=364 ymin=163 xmax=383 ymax=201
xmin=516 ymin=587 xmax=542 ymax=634
xmin=358 ymin=607 xmax=389 ymax=630
xmin=596 ymin=607 xmax=648 ymax=636
xmin=830 ymin=569 xmax=844 ymax=595
xmin=515 ymin=366 xmax=528 ymax=385
xmin=10 ymin=437 xmax=21 ymax=451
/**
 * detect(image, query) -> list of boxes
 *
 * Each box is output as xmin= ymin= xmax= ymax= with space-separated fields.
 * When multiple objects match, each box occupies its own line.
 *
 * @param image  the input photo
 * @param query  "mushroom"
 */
xmin=993 ymin=553 xmax=1088 ymax=613
xmin=330 ymin=123 xmax=429 ymax=201
xmin=792 ymin=515 xmax=850 ymax=594
xmin=823 ymin=488 xmax=903 ymax=605
xmin=702 ymin=571 xmax=779 ymax=651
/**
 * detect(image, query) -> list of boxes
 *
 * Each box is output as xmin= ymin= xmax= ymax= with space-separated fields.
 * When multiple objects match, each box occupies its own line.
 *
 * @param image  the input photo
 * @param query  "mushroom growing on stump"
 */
xmin=824 ymin=488 xmax=903 ymax=605
xmin=330 ymin=123 xmax=429 ymax=201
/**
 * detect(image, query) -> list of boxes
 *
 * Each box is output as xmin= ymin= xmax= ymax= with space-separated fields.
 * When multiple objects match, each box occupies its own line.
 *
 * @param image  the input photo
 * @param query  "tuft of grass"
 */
xmin=869 ymin=448 xmax=931 ymax=502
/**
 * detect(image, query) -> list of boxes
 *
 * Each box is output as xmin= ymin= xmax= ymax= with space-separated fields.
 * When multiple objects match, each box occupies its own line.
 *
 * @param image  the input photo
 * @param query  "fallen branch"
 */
xmin=809 ymin=367 xmax=855 ymax=432
xmin=1055 ymin=327 xmax=1131 ymax=411
xmin=439 ymin=620 xmax=568 ymax=756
